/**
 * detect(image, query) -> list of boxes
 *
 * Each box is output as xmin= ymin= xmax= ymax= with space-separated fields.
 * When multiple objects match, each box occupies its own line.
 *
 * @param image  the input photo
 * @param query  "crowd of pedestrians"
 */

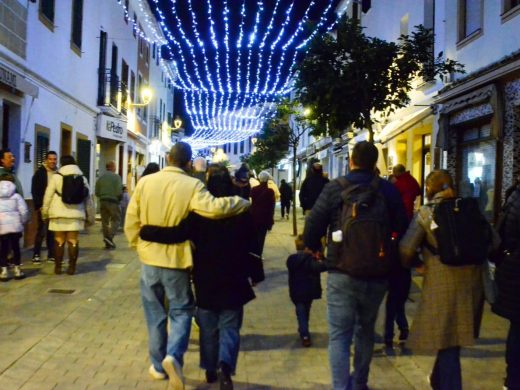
xmin=1 ymin=140 xmax=520 ymax=390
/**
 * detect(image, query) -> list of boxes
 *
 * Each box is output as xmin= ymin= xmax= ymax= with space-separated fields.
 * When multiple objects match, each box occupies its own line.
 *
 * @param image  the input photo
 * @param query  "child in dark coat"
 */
xmin=286 ymin=235 xmax=326 ymax=347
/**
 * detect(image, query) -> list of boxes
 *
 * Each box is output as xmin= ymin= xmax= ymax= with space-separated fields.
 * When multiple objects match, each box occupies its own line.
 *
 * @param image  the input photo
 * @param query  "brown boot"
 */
xmin=54 ymin=242 xmax=65 ymax=275
xmin=67 ymin=243 xmax=79 ymax=275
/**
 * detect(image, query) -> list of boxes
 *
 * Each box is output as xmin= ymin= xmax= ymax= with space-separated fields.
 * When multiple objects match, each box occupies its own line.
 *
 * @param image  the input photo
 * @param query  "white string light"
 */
xmin=145 ymin=0 xmax=340 ymax=148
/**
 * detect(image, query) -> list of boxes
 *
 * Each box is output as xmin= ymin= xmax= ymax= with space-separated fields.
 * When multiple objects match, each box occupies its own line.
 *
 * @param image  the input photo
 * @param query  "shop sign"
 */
xmin=0 ymin=62 xmax=39 ymax=97
xmin=97 ymin=114 xmax=127 ymax=142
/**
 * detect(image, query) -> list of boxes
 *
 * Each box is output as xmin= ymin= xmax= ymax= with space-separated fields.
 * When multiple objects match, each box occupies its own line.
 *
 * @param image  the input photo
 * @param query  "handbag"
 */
xmin=482 ymin=260 xmax=497 ymax=305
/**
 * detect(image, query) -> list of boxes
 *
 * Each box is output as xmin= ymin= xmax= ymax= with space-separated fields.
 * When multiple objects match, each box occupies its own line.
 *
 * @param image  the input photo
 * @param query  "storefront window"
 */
xmin=459 ymin=123 xmax=496 ymax=221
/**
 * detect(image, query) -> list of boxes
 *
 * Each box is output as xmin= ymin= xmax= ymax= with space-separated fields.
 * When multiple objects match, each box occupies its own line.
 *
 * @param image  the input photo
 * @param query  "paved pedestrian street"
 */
xmin=0 ymin=216 xmax=510 ymax=390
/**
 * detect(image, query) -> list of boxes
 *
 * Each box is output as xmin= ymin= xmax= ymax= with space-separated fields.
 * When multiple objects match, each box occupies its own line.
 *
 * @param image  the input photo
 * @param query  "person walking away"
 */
xmin=250 ymin=171 xmax=275 ymax=259
xmin=124 ymin=142 xmax=250 ymax=390
xmin=233 ymin=163 xmax=251 ymax=200
xmin=42 ymin=155 xmax=90 ymax=275
xmin=299 ymin=162 xmax=329 ymax=215
xmin=304 ymin=141 xmax=407 ymax=390
xmin=383 ymin=164 xmax=420 ymax=348
xmin=95 ymin=161 xmax=122 ymax=249
xmin=141 ymin=162 xmax=160 ymax=179
xmin=0 ymin=174 xmax=29 ymax=281
xmin=279 ymin=179 xmax=292 ymax=220
xmin=192 ymin=156 xmax=207 ymax=183
xmin=31 ymin=151 xmax=58 ymax=263
xmin=0 ymin=149 xmax=23 ymax=196
xmin=399 ymin=170 xmax=489 ymax=390
xmin=287 ymin=234 xmax=326 ymax=347
xmin=392 ymin=164 xmax=421 ymax=221
xmin=492 ymin=177 xmax=520 ymax=390
xmin=120 ymin=185 xmax=130 ymax=228
xmin=140 ymin=164 xmax=261 ymax=390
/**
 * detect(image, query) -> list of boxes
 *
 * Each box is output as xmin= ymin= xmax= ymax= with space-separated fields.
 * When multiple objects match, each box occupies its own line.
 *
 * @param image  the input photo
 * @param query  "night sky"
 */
xmin=148 ymin=0 xmax=341 ymax=142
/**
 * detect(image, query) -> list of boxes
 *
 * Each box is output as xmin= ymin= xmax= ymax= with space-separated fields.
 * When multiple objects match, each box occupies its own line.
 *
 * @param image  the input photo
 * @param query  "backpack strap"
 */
xmin=335 ymin=177 xmax=350 ymax=189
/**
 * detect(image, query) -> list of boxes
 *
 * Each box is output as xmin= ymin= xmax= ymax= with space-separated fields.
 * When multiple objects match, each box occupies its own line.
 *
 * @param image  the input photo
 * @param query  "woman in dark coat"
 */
xmin=250 ymin=171 xmax=275 ymax=258
xmin=492 ymin=180 xmax=520 ymax=390
xmin=139 ymin=164 xmax=261 ymax=389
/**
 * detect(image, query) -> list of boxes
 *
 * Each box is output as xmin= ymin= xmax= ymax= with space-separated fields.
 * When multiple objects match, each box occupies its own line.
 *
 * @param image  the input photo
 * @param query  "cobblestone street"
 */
xmin=0 ymin=215 xmax=509 ymax=389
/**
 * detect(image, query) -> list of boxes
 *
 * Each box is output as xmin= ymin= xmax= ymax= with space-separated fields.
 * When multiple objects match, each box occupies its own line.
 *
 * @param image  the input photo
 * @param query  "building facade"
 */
xmin=0 ymin=0 xmax=177 ymax=246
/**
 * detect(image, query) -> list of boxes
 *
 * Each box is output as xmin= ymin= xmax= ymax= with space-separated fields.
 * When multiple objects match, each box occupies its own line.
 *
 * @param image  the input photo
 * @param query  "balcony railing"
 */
xmin=97 ymin=68 xmax=121 ymax=111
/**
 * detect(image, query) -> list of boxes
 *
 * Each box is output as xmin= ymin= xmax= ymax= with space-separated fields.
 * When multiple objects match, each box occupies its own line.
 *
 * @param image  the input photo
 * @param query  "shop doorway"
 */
xmin=76 ymin=134 xmax=91 ymax=183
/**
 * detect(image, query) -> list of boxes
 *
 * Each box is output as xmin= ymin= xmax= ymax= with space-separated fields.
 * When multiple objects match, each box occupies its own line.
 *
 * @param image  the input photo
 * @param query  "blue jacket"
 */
xmin=303 ymin=169 xmax=408 ymax=270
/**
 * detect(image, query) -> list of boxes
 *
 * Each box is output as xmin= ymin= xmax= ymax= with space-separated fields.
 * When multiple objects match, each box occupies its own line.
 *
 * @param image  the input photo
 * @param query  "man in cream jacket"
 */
xmin=125 ymin=142 xmax=250 ymax=389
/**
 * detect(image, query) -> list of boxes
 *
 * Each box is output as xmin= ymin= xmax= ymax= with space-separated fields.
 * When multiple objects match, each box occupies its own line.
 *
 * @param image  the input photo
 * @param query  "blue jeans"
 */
xmin=506 ymin=321 xmax=520 ymax=389
xmin=140 ymin=264 xmax=195 ymax=373
xmin=327 ymin=272 xmax=387 ymax=390
xmin=430 ymin=347 xmax=461 ymax=390
xmin=295 ymin=301 xmax=312 ymax=338
xmin=197 ymin=307 xmax=243 ymax=373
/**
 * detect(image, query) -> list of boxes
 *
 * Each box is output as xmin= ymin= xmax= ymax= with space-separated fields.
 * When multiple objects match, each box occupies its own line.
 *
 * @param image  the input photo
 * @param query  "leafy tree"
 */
xmin=245 ymin=99 xmax=310 ymax=235
xmin=295 ymin=16 xmax=465 ymax=142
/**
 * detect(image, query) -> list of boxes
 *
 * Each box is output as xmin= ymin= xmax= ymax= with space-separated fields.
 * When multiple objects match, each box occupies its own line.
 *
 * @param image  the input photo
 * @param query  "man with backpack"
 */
xmin=95 ymin=161 xmax=123 ymax=249
xmin=304 ymin=141 xmax=407 ymax=390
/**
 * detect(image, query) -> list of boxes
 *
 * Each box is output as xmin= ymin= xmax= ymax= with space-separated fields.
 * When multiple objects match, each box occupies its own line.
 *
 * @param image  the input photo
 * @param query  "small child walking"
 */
xmin=0 ymin=174 xmax=29 ymax=281
xmin=286 ymin=235 xmax=326 ymax=347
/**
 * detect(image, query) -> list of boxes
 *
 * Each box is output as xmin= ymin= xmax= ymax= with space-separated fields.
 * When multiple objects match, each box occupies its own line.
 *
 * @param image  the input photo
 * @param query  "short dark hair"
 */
xmin=392 ymin=164 xmax=406 ymax=175
xmin=46 ymin=151 xmax=57 ymax=159
xmin=142 ymin=162 xmax=160 ymax=177
xmin=60 ymin=155 xmax=76 ymax=167
xmin=168 ymin=142 xmax=192 ymax=167
xmin=0 ymin=148 xmax=11 ymax=164
xmin=351 ymin=141 xmax=378 ymax=170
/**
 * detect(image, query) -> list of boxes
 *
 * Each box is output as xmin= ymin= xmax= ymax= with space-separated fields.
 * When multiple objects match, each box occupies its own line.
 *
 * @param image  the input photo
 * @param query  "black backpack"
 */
xmin=57 ymin=173 xmax=89 ymax=204
xmin=333 ymin=176 xmax=393 ymax=278
xmin=426 ymin=197 xmax=491 ymax=266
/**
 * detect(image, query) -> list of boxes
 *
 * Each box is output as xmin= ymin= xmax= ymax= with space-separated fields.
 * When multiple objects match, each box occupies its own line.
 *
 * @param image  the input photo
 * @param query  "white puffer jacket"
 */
xmin=42 ymin=164 xmax=89 ymax=221
xmin=0 ymin=180 xmax=29 ymax=235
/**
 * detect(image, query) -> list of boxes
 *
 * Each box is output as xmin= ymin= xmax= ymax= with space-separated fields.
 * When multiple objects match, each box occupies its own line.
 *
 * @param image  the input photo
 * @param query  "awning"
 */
xmin=378 ymin=106 xmax=432 ymax=143
xmin=0 ymin=62 xmax=39 ymax=98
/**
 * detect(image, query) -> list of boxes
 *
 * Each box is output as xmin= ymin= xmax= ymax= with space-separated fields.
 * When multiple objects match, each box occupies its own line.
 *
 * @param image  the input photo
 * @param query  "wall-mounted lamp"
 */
xmin=129 ymin=87 xmax=153 ymax=107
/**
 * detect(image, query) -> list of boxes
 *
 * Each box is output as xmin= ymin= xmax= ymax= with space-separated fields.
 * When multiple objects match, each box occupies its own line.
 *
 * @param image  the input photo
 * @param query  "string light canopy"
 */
xmin=148 ymin=0 xmax=341 ymax=149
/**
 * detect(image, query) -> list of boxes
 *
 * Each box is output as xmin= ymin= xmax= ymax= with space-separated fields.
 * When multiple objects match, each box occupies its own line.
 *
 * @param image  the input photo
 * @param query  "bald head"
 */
xmin=167 ymin=142 xmax=193 ymax=170
xmin=193 ymin=156 xmax=207 ymax=172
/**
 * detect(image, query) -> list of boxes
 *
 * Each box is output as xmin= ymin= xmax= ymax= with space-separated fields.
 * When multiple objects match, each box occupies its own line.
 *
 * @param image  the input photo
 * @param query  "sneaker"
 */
xmin=148 ymin=365 xmax=166 ymax=380
xmin=47 ymin=257 xmax=55 ymax=263
xmin=0 ymin=267 xmax=9 ymax=282
xmin=219 ymin=362 xmax=233 ymax=390
xmin=32 ymin=255 xmax=41 ymax=264
xmin=14 ymin=266 xmax=25 ymax=280
xmin=301 ymin=336 xmax=311 ymax=347
xmin=205 ymin=370 xmax=218 ymax=383
xmin=162 ymin=355 xmax=184 ymax=390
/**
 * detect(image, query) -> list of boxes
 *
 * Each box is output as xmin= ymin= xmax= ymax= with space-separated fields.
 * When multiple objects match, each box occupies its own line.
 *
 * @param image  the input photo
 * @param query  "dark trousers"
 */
xmin=0 ymin=233 xmax=21 ymax=267
xmin=431 ymin=347 xmax=461 ymax=390
xmin=506 ymin=321 xmax=520 ymax=389
xmin=33 ymin=209 xmax=54 ymax=258
xmin=384 ymin=267 xmax=411 ymax=341
xmin=100 ymin=200 xmax=122 ymax=240
xmin=295 ymin=301 xmax=312 ymax=338
xmin=281 ymin=201 xmax=291 ymax=218
xmin=253 ymin=228 xmax=268 ymax=258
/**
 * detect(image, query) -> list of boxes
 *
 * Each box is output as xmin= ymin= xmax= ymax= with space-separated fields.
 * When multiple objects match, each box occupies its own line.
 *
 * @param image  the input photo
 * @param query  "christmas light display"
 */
xmin=146 ymin=0 xmax=339 ymax=148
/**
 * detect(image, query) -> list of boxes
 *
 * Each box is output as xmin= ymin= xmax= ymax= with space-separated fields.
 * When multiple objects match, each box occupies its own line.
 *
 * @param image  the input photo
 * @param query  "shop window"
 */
xmin=458 ymin=0 xmax=482 ymax=42
xmin=458 ymin=123 xmax=496 ymax=221
xmin=71 ymin=0 xmax=83 ymax=52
